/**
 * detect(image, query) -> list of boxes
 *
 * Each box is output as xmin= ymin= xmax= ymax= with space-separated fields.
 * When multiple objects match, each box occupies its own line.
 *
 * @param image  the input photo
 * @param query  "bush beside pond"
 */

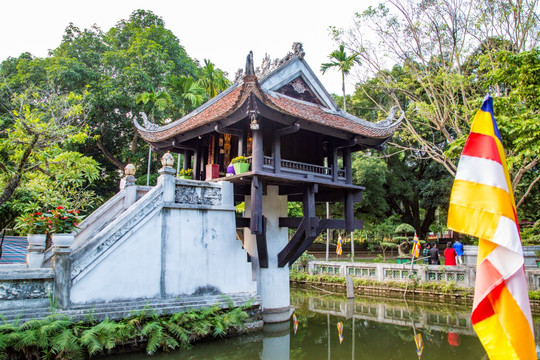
xmin=0 ymin=301 xmax=257 ymax=359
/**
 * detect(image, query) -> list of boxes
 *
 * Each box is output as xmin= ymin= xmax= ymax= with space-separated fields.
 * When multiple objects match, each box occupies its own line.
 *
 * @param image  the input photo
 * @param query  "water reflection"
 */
xmin=109 ymin=286 xmax=499 ymax=359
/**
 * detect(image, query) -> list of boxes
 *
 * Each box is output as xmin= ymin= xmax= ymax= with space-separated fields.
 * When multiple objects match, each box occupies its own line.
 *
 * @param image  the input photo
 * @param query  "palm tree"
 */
xmin=321 ymin=44 xmax=361 ymax=112
xmin=135 ymin=91 xmax=171 ymax=120
xmin=166 ymin=75 xmax=205 ymax=116
xmin=199 ymin=59 xmax=231 ymax=99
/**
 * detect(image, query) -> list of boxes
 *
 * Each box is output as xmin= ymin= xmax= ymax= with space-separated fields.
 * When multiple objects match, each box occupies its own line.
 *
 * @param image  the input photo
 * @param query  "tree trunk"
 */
xmin=97 ymin=138 xmax=125 ymax=171
xmin=342 ymin=71 xmax=346 ymax=112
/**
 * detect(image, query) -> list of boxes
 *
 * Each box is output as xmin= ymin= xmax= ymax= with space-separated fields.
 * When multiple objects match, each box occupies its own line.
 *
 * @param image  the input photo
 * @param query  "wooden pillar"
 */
xmin=238 ymin=132 xmax=246 ymax=157
xmin=183 ymin=150 xmax=192 ymax=170
xmin=331 ymin=142 xmax=338 ymax=182
xmin=252 ymin=126 xmax=263 ymax=172
xmin=345 ymin=191 xmax=354 ymax=232
xmin=343 ymin=147 xmax=352 ymax=184
xmin=273 ymin=135 xmax=281 ymax=174
xmin=194 ymin=147 xmax=201 ymax=180
xmin=304 ymin=184 xmax=317 ymax=237
xmin=250 ymin=175 xmax=263 ymax=234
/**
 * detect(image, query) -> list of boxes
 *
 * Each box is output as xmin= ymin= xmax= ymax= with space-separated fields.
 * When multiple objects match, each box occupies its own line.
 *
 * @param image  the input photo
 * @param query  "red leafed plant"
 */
xmin=15 ymin=212 xmax=51 ymax=235
xmin=48 ymin=206 xmax=83 ymax=234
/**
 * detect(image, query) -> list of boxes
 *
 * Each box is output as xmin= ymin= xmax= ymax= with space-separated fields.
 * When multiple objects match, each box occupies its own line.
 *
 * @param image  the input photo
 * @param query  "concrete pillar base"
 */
xmin=262 ymin=306 xmax=293 ymax=323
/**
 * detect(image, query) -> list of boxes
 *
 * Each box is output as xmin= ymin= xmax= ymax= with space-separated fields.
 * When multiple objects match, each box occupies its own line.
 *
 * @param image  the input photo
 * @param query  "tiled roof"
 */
xmin=135 ymin=59 xmax=401 ymax=143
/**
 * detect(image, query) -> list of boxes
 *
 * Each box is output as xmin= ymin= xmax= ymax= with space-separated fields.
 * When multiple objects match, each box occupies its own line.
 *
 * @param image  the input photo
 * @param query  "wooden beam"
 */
xmin=256 ymin=216 xmax=268 ymax=268
xmin=236 ymin=217 xmax=250 ymax=228
xmin=215 ymin=123 xmax=243 ymax=137
xmin=277 ymin=218 xmax=307 ymax=267
xmin=286 ymin=190 xmax=362 ymax=203
xmin=280 ymin=218 xmax=363 ymax=229
xmin=276 ymin=122 xmax=300 ymax=136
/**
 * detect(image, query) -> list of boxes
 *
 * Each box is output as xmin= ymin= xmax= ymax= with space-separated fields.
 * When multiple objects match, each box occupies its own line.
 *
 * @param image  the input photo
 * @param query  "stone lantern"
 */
xmin=124 ymin=163 xmax=136 ymax=176
xmin=120 ymin=163 xmax=137 ymax=190
xmin=161 ymin=152 xmax=174 ymax=168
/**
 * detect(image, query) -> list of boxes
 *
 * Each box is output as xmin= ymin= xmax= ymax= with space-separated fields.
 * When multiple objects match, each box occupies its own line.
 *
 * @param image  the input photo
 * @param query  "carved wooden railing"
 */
xmin=245 ymin=156 xmax=346 ymax=181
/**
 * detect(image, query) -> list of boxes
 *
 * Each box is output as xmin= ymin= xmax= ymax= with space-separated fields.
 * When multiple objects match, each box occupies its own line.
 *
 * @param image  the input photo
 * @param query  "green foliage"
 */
xmin=394 ymin=223 xmax=415 ymax=235
xmin=334 ymin=0 xmax=540 ymax=222
xmin=0 ymin=303 xmax=252 ymax=358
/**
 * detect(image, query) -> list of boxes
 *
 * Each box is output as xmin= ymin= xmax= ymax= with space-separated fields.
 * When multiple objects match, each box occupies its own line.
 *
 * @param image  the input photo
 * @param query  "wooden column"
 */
xmin=304 ymin=184 xmax=318 ymax=237
xmin=252 ymin=126 xmax=263 ymax=172
xmin=238 ymin=132 xmax=246 ymax=157
xmin=343 ymin=147 xmax=352 ymax=184
xmin=193 ymin=147 xmax=202 ymax=180
xmin=250 ymin=175 xmax=263 ymax=234
xmin=345 ymin=191 xmax=354 ymax=232
xmin=330 ymin=142 xmax=338 ymax=182
xmin=273 ymin=135 xmax=281 ymax=174
xmin=183 ymin=150 xmax=192 ymax=170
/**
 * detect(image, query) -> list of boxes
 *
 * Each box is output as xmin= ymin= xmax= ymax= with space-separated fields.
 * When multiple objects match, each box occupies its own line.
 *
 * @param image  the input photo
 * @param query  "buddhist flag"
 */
xmin=447 ymin=96 xmax=535 ymax=359
xmin=337 ymin=321 xmax=344 ymax=344
xmin=336 ymin=235 xmax=343 ymax=255
xmin=414 ymin=333 xmax=424 ymax=358
xmin=412 ymin=233 xmax=421 ymax=258
xmin=293 ymin=313 xmax=299 ymax=334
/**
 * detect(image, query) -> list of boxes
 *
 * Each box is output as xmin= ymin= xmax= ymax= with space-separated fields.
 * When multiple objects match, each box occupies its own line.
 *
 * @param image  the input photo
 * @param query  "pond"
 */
xmin=106 ymin=286 xmax=537 ymax=359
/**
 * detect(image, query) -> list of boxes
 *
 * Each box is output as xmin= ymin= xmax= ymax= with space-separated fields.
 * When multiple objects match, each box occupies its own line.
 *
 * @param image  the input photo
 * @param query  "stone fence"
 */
xmin=301 ymin=260 xmax=540 ymax=291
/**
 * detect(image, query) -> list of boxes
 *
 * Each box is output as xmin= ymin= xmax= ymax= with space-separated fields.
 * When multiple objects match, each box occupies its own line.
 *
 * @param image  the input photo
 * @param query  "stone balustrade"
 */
xmin=304 ymin=260 xmax=540 ymax=291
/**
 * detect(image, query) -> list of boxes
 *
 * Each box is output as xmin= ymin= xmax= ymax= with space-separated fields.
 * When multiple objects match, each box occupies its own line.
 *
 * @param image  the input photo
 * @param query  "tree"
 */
xmin=332 ymin=0 xmax=540 ymax=214
xmin=320 ymin=44 xmax=360 ymax=112
xmin=199 ymin=59 xmax=231 ymax=99
xmin=165 ymin=75 xmax=205 ymax=116
xmin=0 ymin=88 xmax=100 ymax=231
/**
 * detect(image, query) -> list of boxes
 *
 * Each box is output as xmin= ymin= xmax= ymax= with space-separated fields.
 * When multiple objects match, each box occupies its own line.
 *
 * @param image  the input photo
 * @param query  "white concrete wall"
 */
xmin=164 ymin=208 xmax=255 ymax=296
xmin=70 ymin=210 xmax=163 ymax=303
xmin=70 ymin=175 xmax=256 ymax=305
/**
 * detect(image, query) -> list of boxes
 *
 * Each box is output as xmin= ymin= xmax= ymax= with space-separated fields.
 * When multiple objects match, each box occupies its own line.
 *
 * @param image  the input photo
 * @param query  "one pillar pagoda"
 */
xmin=135 ymin=43 xmax=402 ymax=323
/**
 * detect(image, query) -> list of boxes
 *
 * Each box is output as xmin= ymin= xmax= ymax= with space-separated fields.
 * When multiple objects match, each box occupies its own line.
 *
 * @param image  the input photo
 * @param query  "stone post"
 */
xmin=27 ymin=234 xmax=46 ymax=268
xmin=158 ymin=152 xmax=176 ymax=202
xmin=121 ymin=163 xmax=137 ymax=208
xmin=244 ymin=185 xmax=290 ymax=323
xmin=52 ymin=235 xmax=74 ymax=309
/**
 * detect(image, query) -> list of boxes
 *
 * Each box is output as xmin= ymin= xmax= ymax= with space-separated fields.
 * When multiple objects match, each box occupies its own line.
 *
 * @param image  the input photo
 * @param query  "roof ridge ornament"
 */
xmin=134 ymin=112 xmax=159 ymax=131
xmin=245 ymin=51 xmax=255 ymax=76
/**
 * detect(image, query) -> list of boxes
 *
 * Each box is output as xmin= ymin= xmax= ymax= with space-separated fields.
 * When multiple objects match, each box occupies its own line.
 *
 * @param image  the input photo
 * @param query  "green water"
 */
xmin=108 ymin=286 xmax=538 ymax=359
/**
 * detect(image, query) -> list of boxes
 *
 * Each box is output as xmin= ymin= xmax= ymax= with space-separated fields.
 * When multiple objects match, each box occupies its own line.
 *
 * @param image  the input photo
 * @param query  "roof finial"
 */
xmin=245 ymin=51 xmax=255 ymax=76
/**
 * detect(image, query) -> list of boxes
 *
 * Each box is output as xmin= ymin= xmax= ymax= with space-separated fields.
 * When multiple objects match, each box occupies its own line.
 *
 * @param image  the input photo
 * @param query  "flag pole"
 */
xmin=404 ymin=234 xmax=419 ymax=299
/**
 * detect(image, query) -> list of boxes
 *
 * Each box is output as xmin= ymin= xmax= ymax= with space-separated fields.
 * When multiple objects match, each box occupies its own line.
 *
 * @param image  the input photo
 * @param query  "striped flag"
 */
xmin=412 ymin=233 xmax=420 ymax=258
xmin=336 ymin=235 xmax=343 ymax=255
xmin=336 ymin=321 xmax=344 ymax=344
xmin=414 ymin=333 xmax=424 ymax=358
xmin=447 ymin=96 xmax=535 ymax=359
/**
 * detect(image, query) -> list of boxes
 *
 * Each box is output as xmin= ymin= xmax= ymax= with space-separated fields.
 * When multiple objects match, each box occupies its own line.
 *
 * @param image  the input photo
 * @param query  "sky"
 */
xmin=0 ymin=0 xmax=374 ymax=95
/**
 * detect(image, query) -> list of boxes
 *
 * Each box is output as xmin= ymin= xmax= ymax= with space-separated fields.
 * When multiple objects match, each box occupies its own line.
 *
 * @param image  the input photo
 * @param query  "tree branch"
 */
xmin=96 ymin=138 xmax=125 ymax=171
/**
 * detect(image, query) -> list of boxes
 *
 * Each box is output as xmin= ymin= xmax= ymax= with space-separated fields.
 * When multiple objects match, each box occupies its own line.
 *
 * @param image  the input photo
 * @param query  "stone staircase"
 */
xmin=0 ymin=292 xmax=260 ymax=325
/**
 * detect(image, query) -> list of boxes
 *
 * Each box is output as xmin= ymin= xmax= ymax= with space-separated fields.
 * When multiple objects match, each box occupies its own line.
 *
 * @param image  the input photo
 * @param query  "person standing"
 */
xmin=444 ymin=242 xmax=457 ymax=266
xmin=429 ymin=243 xmax=440 ymax=265
xmin=453 ymin=239 xmax=464 ymax=265
xmin=423 ymin=243 xmax=431 ymax=264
